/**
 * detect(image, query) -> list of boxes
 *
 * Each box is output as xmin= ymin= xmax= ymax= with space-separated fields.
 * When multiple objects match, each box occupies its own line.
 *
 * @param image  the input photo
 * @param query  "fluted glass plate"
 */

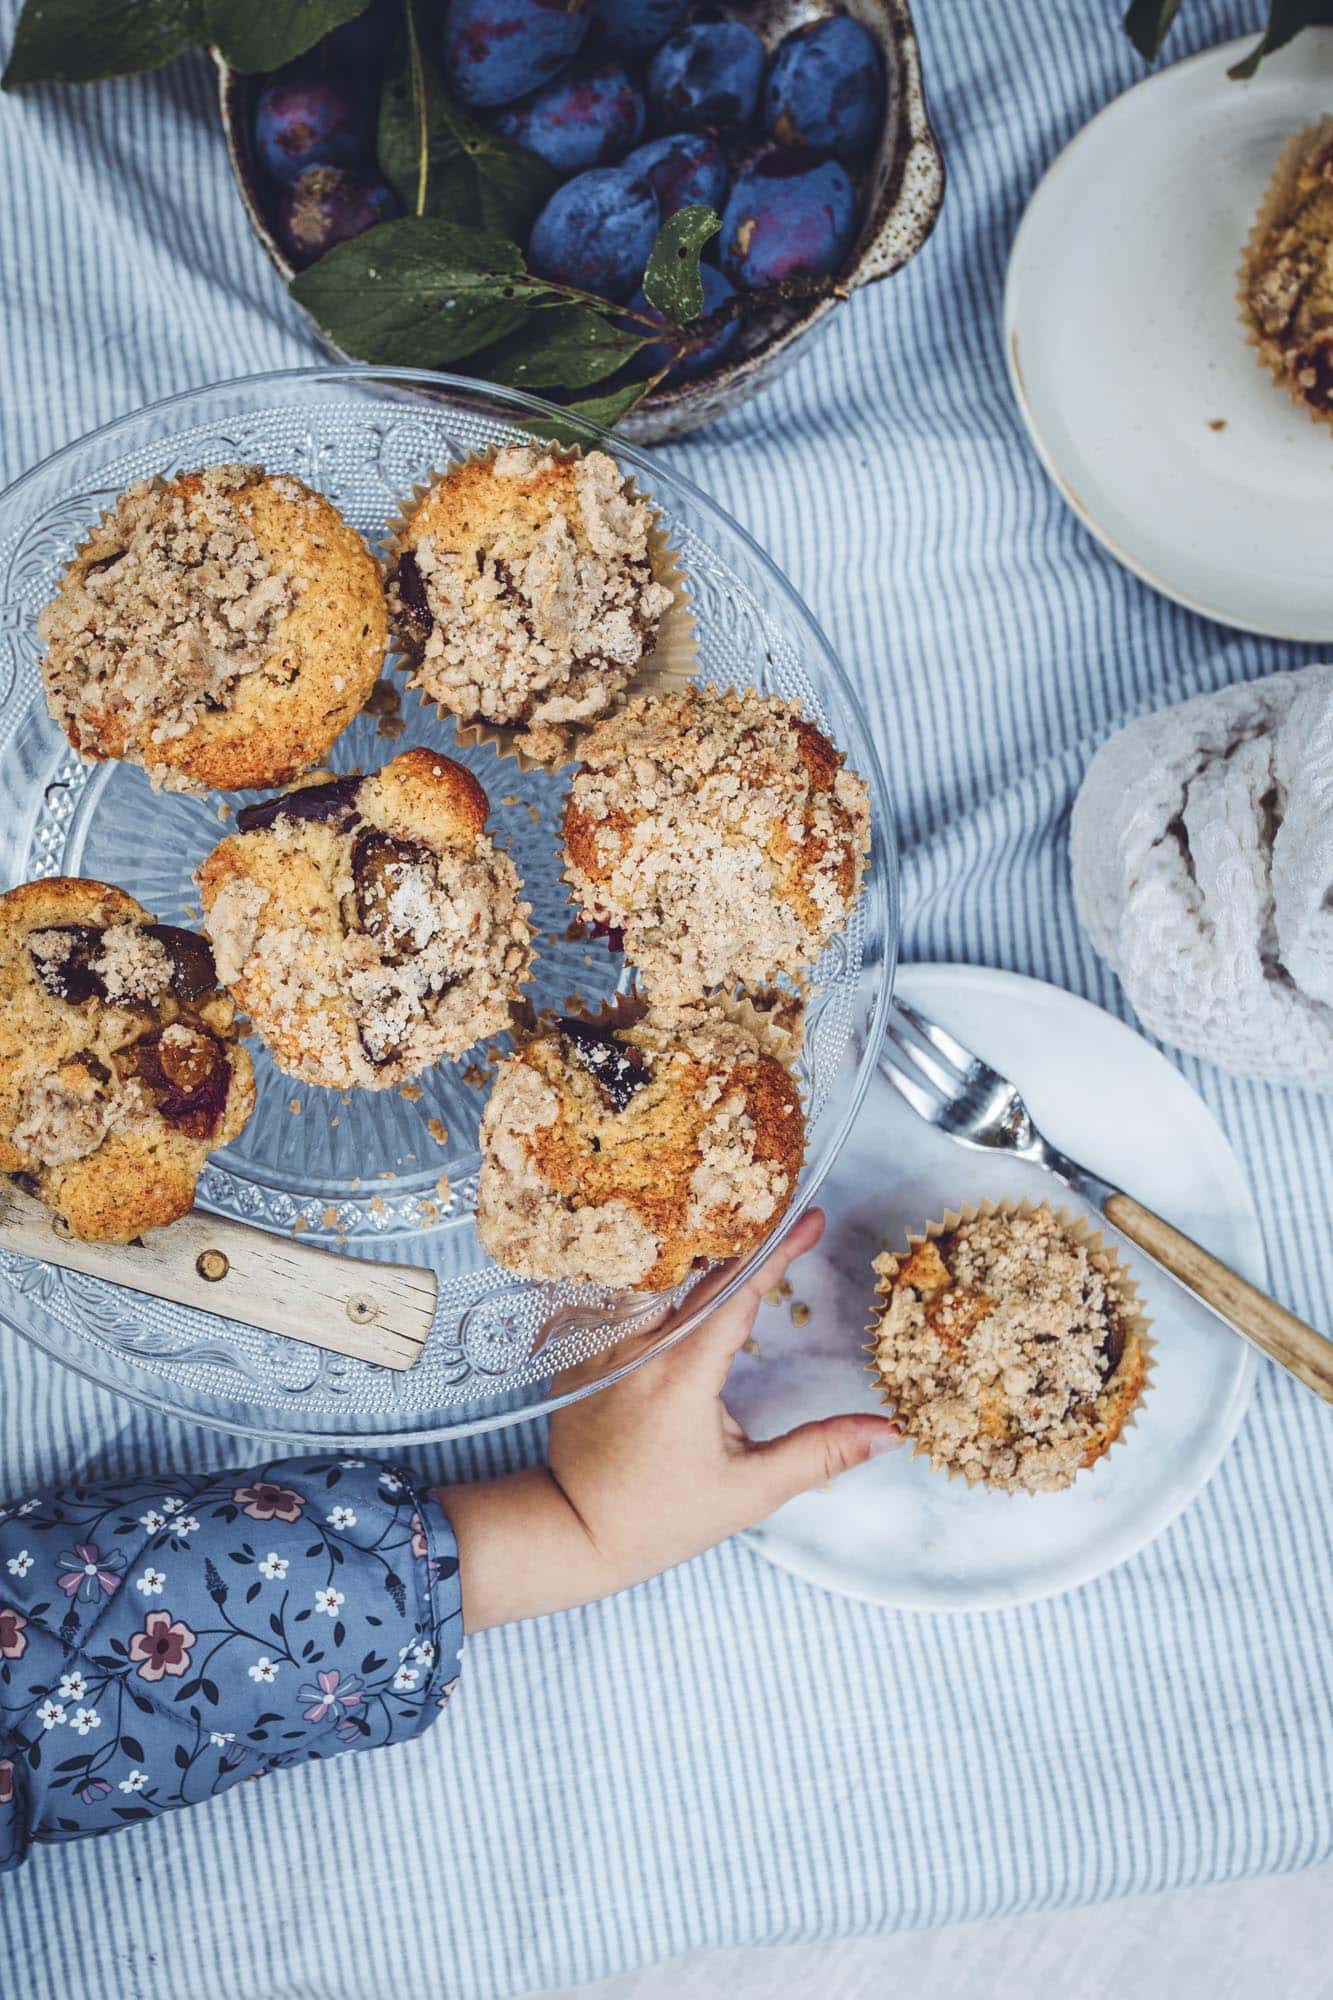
xmin=0 ymin=368 xmax=898 ymax=1443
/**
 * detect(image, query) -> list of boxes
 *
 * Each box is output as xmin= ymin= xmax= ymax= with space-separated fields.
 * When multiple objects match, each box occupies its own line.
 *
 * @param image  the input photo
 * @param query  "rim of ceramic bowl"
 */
xmin=212 ymin=0 xmax=946 ymax=443
xmin=0 ymin=362 xmax=900 ymax=1445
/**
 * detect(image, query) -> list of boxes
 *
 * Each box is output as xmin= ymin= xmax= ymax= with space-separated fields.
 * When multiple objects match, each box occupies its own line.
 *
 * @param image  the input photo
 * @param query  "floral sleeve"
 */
xmin=0 ymin=1456 xmax=462 ymax=1870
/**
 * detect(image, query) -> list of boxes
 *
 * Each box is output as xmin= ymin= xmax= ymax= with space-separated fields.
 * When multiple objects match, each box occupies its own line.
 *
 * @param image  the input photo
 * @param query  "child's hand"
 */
xmin=440 ymin=1209 xmax=902 ymax=1631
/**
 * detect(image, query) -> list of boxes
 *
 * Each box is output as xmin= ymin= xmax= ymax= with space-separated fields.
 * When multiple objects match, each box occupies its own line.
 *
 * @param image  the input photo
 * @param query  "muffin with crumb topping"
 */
xmin=1241 ymin=122 xmax=1333 ymax=423
xmin=476 ymin=1007 xmax=804 ymax=1290
xmin=197 ymin=748 xmax=533 ymax=1091
xmin=37 ymin=463 xmax=387 ymax=791
xmin=562 ymin=683 xmax=870 ymax=1012
xmin=870 ymin=1203 xmax=1149 ymax=1494
xmin=0 ymin=877 xmax=254 ymax=1242
xmin=386 ymin=446 xmax=675 ymax=765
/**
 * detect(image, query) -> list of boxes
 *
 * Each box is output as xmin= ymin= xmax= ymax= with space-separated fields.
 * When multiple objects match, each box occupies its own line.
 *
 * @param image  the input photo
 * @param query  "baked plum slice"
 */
xmin=116 ymin=1028 xmax=232 ymax=1139
xmin=235 ymin=773 xmax=364 ymax=835
xmin=558 ymin=1015 xmax=649 ymax=1110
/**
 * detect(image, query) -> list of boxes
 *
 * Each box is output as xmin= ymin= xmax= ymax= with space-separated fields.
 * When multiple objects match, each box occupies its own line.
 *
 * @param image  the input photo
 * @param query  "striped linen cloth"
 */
xmin=1 ymin=1 xmax=1330 ymax=1993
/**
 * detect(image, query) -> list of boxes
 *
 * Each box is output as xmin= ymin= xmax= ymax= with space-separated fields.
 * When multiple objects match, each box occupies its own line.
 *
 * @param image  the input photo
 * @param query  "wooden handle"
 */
xmin=0 ymin=1183 xmax=436 ymax=1373
xmin=1104 ymin=1192 xmax=1333 ymax=1404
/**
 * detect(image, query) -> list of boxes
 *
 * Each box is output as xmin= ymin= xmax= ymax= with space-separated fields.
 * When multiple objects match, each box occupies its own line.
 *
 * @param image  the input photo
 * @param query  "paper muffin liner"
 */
xmin=385 ymin=444 xmax=697 ymax=773
xmin=864 ymin=1197 xmax=1155 ymax=1496
xmin=1237 ymin=115 xmax=1333 ymax=426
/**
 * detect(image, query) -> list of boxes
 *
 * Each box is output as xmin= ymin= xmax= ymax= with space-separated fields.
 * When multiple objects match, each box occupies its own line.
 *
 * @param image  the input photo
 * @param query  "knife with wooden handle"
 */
xmin=0 ymin=1182 xmax=436 ymax=1372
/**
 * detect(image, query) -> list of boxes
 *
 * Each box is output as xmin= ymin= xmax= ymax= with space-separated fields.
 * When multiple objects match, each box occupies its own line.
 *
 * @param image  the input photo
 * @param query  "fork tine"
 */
xmin=878 ymin=1041 xmax=944 ymax=1125
xmin=892 ymin=995 xmax=981 ymax=1077
xmin=884 ymin=1015 xmax=963 ymax=1100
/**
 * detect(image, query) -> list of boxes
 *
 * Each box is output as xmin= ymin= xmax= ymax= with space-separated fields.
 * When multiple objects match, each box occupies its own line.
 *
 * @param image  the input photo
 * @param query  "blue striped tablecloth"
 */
xmin=1 ymin=3 xmax=1329 ymax=1994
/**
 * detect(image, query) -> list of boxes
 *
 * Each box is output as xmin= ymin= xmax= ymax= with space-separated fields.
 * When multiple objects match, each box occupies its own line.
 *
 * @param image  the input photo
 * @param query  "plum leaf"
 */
xmin=290 ymin=214 xmax=551 ymax=365
xmin=378 ymin=0 xmax=556 ymax=238
xmin=642 ymin=204 xmax=721 ymax=325
xmin=209 ymin=0 xmax=371 ymax=72
xmin=1122 ymin=0 xmax=1333 ymax=68
xmin=524 ymin=377 xmax=656 ymax=445
xmin=3 ymin=0 xmax=371 ymax=84
xmin=477 ymin=305 xmax=644 ymax=391
xmin=4 ymin=0 xmax=203 ymax=86
xmin=1120 ymin=0 xmax=1183 ymax=59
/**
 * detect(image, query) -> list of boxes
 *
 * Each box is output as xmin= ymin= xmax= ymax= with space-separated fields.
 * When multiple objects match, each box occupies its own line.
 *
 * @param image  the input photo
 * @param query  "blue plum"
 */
xmin=626 ymin=263 xmax=740 ymax=383
xmin=720 ymin=149 xmax=858 ymax=289
xmin=764 ymin=16 xmax=885 ymax=158
xmin=441 ymin=0 xmax=591 ymax=109
xmin=622 ymin=132 xmax=727 ymax=217
xmin=590 ymin=0 xmax=688 ymax=52
xmin=253 ymin=75 xmax=372 ymax=184
xmin=646 ymin=21 xmax=765 ymax=134
xmin=527 ymin=166 xmax=660 ymax=301
xmin=493 ymin=60 xmax=645 ymax=173
xmin=277 ymin=165 xmax=402 ymax=268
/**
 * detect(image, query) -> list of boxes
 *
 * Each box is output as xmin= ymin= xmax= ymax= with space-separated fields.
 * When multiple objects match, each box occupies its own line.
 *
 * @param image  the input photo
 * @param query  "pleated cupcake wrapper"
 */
xmin=1236 ymin=116 xmax=1333 ymax=427
xmin=385 ymin=445 xmax=698 ymax=774
xmin=863 ymin=1197 xmax=1156 ymax=1496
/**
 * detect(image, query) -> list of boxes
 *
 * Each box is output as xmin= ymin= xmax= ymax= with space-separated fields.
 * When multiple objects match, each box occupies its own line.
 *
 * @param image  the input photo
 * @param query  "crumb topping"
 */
xmin=201 ymin=781 xmax=533 ymax=1089
xmin=37 ymin=464 xmax=298 ymax=754
xmin=563 ymin=684 xmax=871 ymax=1009
xmin=1245 ymin=134 xmax=1333 ymax=411
xmin=872 ymin=1207 xmax=1141 ymax=1494
xmin=476 ymin=1008 xmax=803 ymax=1290
xmin=89 ymin=924 xmax=172 ymax=1004
xmin=12 ymin=1067 xmax=152 ymax=1168
xmin=390 ymin=448 xmax=673 ymax=753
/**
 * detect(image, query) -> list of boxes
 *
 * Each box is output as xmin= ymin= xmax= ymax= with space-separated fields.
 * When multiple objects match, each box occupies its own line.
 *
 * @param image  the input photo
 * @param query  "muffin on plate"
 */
xmin=562 ymin=683 xmax=871 ymax=1011
xmin=869 ymin=1202 xmax=1150 ymax=1495
xmin=386 ymin=446 xmax=676 ymax=765
xmin=37 ymin=464 xmax=387 ymax=791
xmin=476 ymin=1005 xmax=804 ymax=1290
xmin=0 ymin=878 xmax=255 ymax=1243
xmin=1240 ymin=121 xmax=1333 ymax=423
xmin=197 ymin=748 xmax=533 ymax=1091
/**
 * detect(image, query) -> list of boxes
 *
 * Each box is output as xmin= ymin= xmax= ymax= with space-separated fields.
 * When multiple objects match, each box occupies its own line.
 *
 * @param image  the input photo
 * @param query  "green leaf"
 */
xmin=478 ymin=305 xmax=645 ymax=391
xmin=207 ymin=0 xmax=372 ymax=73
xmin=378 ymin=0 xmax=556 ymax=237
xmin=1228 ymin=0 xmax=1333 ymax=78
xmin=524 ymin=378 xmax=654 ymax=446
xmin=4 ymin=0 xmax=202 ymax=86
xmin=1121 ymin=0 xmax=1183 ymax=61
xmin=289 ymin=214 xmax=550 ymax=366
xmin=642 ymin=205 xmax=722 ymax=325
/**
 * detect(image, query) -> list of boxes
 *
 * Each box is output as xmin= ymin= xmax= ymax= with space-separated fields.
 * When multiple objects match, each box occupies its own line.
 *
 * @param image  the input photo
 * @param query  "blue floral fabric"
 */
xmin=0 ymin=1456 xmax=462 ymax=1869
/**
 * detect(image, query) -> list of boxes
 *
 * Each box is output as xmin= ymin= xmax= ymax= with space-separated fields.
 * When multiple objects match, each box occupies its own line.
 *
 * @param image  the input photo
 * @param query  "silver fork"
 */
xmin=881 ymin=996 xmax=1333 ymax=1404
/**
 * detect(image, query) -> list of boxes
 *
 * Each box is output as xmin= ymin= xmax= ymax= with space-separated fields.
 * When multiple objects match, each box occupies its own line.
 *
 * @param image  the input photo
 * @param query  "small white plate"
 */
xmin=729 ymin=965 xmax=1260 ymax=1612
xmin=1005 ymin=31 xmax=1333 ymax=641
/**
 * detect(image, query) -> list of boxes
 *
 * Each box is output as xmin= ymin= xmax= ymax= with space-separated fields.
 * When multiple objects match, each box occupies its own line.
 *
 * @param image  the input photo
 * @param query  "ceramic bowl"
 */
xmin=215 ymin=0 xmax=945 ymax=442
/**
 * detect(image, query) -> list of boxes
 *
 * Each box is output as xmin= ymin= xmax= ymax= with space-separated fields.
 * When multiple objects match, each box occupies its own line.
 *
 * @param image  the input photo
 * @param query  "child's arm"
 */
xmin=445 ymin=1209 xmax=902 ymax=1629
xmin=0 ymin=1210 xmax=899 ymax=1868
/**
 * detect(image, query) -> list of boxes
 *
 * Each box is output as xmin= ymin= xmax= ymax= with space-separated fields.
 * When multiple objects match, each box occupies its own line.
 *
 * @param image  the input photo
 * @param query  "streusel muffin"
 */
xmin=0 ymin=878 xmax=255 ymax=1243
xmin=476 ymin=1007 xmax=804 ymax=1289
xmin=562 ymin=684 xmax=871 ymax=1010
xmin=1241 ymin=121 xmax=1333 ymax=422
xmin=197 ymin=748 xmax=533 ymax=1090
xmin=386 ymin=446 xmax=675 ymax=765
xmin=869 ymin=1203 xmax=1149 ymax=1495
xmin=38 ymin=464 xmax=387 ymax=791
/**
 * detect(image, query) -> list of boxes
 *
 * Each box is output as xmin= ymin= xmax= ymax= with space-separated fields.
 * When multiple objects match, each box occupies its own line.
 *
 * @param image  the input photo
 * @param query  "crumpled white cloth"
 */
xmin=1071 ymin=665 xmax=1333 ymax=1089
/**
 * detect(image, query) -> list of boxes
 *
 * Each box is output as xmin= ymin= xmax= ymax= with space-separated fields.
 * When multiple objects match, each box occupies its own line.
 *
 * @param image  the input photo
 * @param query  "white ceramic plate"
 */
xmin=1005 ymin=31 xmax=1333 ymax=641
xmin=729 ymin=964 xmax=1261 ymax=1612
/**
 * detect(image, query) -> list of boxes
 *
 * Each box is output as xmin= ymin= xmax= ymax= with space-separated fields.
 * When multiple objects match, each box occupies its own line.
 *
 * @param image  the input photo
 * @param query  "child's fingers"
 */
xmin=688 ymin=1209 xmax=826 ymax=1376
xmin=742 ymin=1412 xmax=904 ymax=1516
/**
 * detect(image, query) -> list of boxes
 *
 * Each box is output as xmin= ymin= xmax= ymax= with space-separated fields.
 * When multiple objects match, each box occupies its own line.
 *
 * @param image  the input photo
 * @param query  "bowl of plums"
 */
xmin=217 ymin=0 xmax=944 ymax=440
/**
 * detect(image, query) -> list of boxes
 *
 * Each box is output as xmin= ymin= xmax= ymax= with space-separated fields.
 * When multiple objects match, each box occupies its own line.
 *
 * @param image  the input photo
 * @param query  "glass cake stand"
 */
xmin=0 ymin=367 xmax=898 ymax=1444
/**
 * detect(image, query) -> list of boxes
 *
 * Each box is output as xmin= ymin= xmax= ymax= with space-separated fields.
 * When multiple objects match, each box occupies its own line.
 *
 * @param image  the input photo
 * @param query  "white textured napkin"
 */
xmin=1070 ymin=665 xmax=1333 ymax=1088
